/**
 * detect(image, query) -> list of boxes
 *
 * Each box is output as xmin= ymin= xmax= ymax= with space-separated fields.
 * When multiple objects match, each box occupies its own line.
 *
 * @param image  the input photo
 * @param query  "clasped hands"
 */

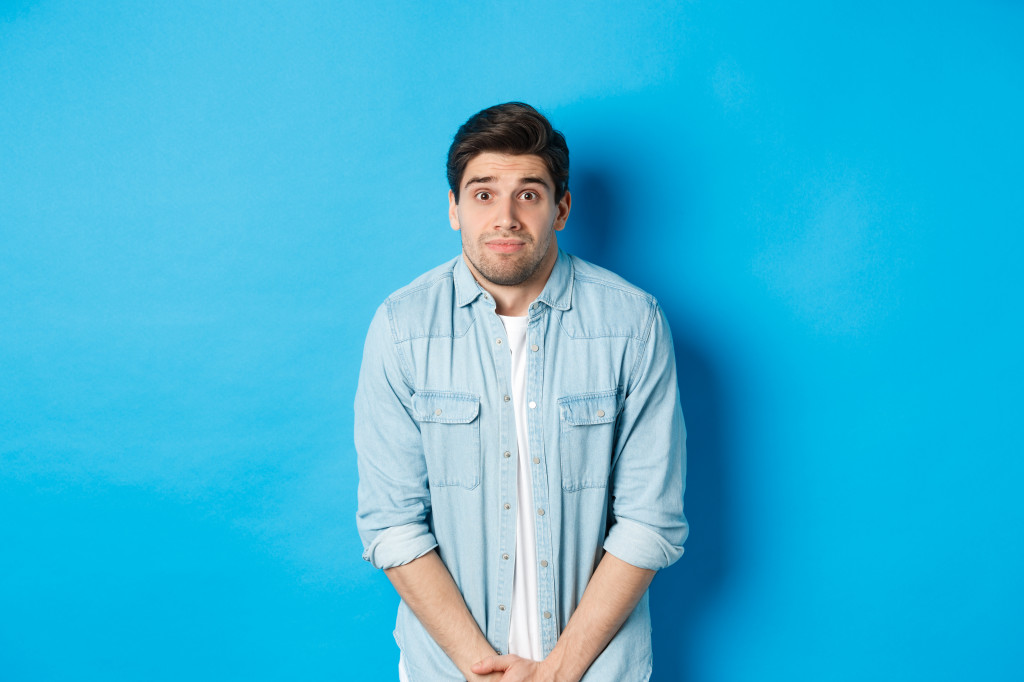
xmin=470 ymin=653 xmax=563 ymax=682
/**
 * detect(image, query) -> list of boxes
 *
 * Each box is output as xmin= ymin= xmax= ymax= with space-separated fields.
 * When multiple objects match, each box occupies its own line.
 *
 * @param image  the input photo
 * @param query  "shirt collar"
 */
xmin=535 ymin=248 xmax=574 ymax=311
xmin=453 ymin=248 xmax=574 ymax=311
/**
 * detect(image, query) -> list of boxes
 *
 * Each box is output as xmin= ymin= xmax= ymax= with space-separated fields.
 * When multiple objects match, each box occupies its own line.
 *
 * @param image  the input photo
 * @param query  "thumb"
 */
xmin=471 ymin=654 xmax=512 ymax=673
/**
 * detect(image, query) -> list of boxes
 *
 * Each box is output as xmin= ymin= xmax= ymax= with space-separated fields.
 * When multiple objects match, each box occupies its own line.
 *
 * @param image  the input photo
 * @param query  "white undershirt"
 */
xmin=499 ymin=314 xmax=543 ymax=661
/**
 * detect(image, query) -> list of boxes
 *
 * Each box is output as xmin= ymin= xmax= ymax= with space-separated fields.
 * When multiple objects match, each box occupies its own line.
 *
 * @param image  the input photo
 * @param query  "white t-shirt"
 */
xmin=499 ymin=314 xmax=543 ymax=661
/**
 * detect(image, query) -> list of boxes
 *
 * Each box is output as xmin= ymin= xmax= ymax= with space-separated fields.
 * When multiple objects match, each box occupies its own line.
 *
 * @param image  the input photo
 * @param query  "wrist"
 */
xmin=457 ymin=647 xmax=499 ymax=679
xmin=538 ymin=650 xmax=575 ymax=682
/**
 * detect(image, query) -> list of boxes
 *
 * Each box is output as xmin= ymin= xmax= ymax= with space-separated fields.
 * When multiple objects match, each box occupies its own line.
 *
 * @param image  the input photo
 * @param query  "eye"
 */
xmin=520 ymin=190 xmax=538 ymax=201
xmin=475 ymin=191 xmax=492 ymax=201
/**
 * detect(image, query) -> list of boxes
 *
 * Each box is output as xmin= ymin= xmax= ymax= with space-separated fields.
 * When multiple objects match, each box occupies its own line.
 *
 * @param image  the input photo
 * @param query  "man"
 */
xmin=355 ymin=102 xmax=687 ymax=681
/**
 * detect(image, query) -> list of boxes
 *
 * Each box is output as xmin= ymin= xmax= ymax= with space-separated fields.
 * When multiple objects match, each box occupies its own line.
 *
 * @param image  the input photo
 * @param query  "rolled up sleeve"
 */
xmin=355 ymin=303 xmax=438 ymax=570
xmin=603 ymin=302 xmax=688 ymax=571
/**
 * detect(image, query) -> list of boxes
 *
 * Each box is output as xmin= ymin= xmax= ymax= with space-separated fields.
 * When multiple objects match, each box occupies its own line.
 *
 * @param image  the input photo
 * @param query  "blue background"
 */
xmin=2 ymin=1 xmax=1022 ymax=680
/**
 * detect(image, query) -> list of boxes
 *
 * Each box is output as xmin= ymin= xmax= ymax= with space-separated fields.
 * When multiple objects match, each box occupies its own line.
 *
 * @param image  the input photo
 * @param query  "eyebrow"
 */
xmin=520 ymin=176 xmax=551 ymax=189
xmin=463 ymin=175 xmax=552 ymax=190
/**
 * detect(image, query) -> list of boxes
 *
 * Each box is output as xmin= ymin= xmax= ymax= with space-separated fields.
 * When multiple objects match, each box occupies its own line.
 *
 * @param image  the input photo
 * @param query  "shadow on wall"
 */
xmin=569 ymin=167 xmax=733 ymax=682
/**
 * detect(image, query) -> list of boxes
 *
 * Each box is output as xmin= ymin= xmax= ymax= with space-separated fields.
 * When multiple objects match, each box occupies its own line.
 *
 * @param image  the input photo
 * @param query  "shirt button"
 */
xmin=532 ymin=457 xmax=539 ymax=464
xmin=502 ymin=553 xmax=510 ymax=560
xmin=499 ymin=604 xmax=506 ymax=611
xmin=597 ymin=409 xmax=605 ymax=418
xmin=543 ymin=611 xmax=552 ymax=619
xmin=540 ymin=560 xmax=548 ymax=567
xmin=496 ymin=338 xmax=502 ymax=345
xmin=528 ymin=401 xmax=536 ymax=409
xmin=434 ymin=408 xmax=442 ymax=416
xmin=531 ymin=344 xmax=539 ymax=352
xmin=504 ymin=395 xmax=511 ymax=402
xmin=504 ymin=451 xmax=511 ymax=458
xmin=504 ymin=503 xmax=511 ymax=510
xmin=537 ymin=508 xmax=545 ymax=516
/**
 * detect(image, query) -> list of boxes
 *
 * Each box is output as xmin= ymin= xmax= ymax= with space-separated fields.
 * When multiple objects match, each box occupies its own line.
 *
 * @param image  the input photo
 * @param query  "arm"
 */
xmin=386 ymin=551 xmax=502 ymax=682
xmin=356 ymin=304 xmax=437 ymax=569
xmin=603 ymin=301 xmax=688 ymax=571
xmin=543 ymin=553 xmax=655 ymax=679
xmin=471 ymin=552 xmax=654 ymax=682
xmin=356 ymin=305 xmax=498 ymax=678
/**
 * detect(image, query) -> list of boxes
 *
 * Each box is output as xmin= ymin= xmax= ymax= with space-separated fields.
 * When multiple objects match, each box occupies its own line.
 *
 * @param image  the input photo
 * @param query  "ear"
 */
xmin=553 ymin=190 xmax=571 ymax=232
xmin=448 ymin=190 xmax=461 ymax=231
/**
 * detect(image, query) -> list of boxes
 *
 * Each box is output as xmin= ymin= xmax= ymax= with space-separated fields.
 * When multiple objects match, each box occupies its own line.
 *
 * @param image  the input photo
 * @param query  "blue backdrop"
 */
xmin=2 ymin=1 xmax=1021 ymax=680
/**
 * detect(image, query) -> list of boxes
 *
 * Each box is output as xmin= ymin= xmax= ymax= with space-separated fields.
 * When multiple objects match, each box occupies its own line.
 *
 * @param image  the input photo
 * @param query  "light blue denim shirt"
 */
xmin=355 ymin=250 xmax=687 ymax=681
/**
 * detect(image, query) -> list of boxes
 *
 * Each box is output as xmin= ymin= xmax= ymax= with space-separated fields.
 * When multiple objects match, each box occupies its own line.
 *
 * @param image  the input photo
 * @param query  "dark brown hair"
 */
xmin=447 ymin=102 xmax=569 ymax=203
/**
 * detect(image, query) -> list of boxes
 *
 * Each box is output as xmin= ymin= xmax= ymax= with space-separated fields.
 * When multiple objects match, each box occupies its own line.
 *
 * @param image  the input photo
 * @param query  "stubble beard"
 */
xmin=463 ymin=231 xmax=553 ymax=287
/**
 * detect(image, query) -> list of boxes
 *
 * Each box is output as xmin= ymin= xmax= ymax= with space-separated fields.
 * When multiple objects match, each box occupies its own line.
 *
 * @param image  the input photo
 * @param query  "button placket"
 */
xmin=484 ymin=309 xmax=515 ymax=645
xmin=517 ymin=306 xmax=557 ymax=653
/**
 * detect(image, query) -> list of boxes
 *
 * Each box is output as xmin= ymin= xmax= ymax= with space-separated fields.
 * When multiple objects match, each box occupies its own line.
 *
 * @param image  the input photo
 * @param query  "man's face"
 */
xmin=449 ymin=152 xmax=571 ymax=289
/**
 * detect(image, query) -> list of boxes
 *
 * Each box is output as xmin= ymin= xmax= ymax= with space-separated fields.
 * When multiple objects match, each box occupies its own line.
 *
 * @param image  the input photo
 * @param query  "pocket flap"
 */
xmin=558 ymin=390 xmax=619 ymax=426
xmin=412 ymin=390 xmax=480 ymax=424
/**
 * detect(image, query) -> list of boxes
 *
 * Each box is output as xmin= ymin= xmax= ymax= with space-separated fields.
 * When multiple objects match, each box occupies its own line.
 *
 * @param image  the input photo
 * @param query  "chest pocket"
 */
xmin=557 ymin=389 xmax=620 ymax=492
xmin=412 ymin=390 xmax=481 ymax=490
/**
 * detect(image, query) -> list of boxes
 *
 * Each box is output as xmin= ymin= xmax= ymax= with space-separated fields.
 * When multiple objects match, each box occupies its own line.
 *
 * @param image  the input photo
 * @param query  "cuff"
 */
xmin=603 ymin=517 xmax=686 ymax=571
xmin=362 ymin=522 xmax=438 ymax=570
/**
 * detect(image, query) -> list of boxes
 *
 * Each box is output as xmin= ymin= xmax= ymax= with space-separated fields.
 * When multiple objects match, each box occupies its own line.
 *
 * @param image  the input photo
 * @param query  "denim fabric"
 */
xmin=355 ymin=250 xmax=687 ymax=681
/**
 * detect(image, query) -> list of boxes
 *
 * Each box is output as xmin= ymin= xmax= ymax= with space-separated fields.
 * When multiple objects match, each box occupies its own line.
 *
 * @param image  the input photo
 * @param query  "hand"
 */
xmin=471 ymin=655 xmax=556 ymax=682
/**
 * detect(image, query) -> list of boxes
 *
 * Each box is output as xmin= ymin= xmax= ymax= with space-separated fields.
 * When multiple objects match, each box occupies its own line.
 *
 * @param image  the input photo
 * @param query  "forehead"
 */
xmin=462 ymin=152 xmax=552 ymax=186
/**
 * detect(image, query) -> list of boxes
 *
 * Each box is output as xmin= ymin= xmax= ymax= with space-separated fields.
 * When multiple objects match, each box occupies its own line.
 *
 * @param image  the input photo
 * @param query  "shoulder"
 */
xmin=384 ymin=257 xmax=460 ymax=303
xmin=563 ymin=254 xmax=658 ymax=340
xmin=377 ymin=257 xmax=465 ymax=342
xmin=570 ymin=254 xmax=658 ymax=306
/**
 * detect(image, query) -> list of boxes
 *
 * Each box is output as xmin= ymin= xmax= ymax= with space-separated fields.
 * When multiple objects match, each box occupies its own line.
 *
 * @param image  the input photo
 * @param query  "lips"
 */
xmin=485 ymin=240 xmax=526 ymax=253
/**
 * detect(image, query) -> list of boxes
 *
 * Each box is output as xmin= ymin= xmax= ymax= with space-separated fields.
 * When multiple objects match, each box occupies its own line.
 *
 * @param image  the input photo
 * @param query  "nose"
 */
xmin=494 ymin=196 xmax=520 ymax=230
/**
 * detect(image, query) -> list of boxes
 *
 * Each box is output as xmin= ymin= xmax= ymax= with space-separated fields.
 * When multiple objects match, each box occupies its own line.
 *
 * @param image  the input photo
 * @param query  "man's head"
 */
xmin=447 ymin=103 xmax=572 ymax=293
xmin=446 ymin=102 xmax=569 ymax=204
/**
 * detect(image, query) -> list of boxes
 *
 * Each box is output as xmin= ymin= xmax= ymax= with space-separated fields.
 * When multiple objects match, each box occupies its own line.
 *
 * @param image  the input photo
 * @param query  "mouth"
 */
xmin=485 ymin=239 xmax=526 ymax=254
